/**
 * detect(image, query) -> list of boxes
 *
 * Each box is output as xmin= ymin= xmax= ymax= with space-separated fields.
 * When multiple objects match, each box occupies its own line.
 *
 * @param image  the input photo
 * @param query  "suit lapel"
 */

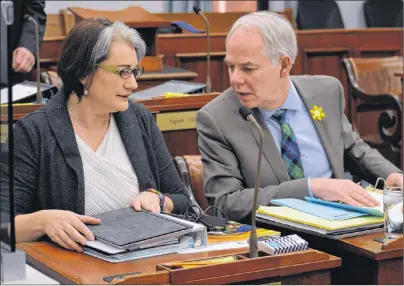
xmin=251 ymin=108 xmax=290 ymax=183
xmin=113 ymin=107 xmax=155 ymax=191
xmin=291 ymin=77 xmax=341 ymax=178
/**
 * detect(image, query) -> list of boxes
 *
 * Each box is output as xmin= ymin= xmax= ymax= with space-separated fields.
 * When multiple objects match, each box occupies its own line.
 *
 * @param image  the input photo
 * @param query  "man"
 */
xmin=196 ymin=11 xmax=402 ymax=222
xmin=9 ymin=0 xmax=46 ymax=84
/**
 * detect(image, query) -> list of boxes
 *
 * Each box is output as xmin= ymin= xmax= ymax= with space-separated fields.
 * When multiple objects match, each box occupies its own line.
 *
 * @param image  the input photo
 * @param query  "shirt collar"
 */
xmin=259 ymin=79 xmax=303 ymax=121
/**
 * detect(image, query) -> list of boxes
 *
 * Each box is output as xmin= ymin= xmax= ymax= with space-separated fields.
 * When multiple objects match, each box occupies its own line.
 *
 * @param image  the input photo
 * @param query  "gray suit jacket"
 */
xmin=196 ymin=75 xmax=401 ymax=222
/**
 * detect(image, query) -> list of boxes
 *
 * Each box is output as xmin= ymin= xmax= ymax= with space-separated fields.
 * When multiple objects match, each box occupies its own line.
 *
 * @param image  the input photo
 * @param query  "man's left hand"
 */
xmin=386 ymin=172 xmax=403 ymax=188
xmin=12 ymin=47 xmax=35 ymax=73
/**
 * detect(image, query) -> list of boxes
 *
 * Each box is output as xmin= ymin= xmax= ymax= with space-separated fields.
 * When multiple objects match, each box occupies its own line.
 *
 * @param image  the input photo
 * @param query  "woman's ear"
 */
xmin=80 ymin=77 xmax=88 ymax=86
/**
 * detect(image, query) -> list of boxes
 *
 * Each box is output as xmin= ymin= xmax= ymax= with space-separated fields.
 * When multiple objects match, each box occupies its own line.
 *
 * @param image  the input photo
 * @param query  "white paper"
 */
xmin=0 ymin=84 xmax=43 ymax=104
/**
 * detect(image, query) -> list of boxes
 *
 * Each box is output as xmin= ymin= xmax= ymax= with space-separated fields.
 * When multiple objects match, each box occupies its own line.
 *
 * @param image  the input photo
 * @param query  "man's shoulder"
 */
xmin=291 ymin=75 xmax=341 ymax=89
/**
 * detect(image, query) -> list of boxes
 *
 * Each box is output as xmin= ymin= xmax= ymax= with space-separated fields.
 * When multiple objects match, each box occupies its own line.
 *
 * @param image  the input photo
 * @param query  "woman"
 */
xmin=0 ymin=18 xmax=191 ymax=252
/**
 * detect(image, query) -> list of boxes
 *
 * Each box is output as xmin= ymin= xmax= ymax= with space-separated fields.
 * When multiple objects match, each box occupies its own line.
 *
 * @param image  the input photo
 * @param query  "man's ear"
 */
xmin=280 ymin=56 xmax=292 ymax=78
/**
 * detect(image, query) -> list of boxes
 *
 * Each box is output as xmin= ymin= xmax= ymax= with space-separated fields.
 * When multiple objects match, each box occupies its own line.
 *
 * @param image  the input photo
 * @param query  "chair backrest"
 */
xmin=363 ymin=0 xmax=403 ymax=27
xmin=396 ymin=8 xmax=403 ymax=27
xmin=174 ymin=155 xmax=210 ymax=212
xmin=343 ymin=56 xmax=403 ymax=97
xmin=296 ymin=0 xmax=344 ymax=30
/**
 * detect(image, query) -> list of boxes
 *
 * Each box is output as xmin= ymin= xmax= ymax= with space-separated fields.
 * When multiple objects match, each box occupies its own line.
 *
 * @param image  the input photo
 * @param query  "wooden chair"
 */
xmin=174 ymin=155 xmax=210 ymax=212
xmin=343 ymin=56 xmax=402 ymax=165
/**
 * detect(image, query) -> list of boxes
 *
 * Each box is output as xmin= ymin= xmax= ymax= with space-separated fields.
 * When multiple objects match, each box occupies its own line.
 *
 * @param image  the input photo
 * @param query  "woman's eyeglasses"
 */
xmin=97 ymin=63 xmax=144 ymax=79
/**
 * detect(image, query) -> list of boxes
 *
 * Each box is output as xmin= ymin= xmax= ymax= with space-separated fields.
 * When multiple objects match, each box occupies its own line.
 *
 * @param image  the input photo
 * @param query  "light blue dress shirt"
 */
xmin=258 ymin=80 xmax=332 ymax=196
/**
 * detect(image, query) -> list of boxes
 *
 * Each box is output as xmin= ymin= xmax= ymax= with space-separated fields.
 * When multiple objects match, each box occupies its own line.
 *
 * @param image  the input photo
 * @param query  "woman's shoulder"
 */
xmin=16 ymin=107 xmax=47 ymax=128
xmin=127 ymin=101 xmax=153 ymax=122
xmin=128 ymin=100 xmax=149 ymax=114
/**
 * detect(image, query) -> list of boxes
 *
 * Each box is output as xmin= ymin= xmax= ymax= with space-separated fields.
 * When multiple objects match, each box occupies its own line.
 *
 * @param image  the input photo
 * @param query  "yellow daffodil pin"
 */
xmin=310 ymin=105 xmax=326 ymax=121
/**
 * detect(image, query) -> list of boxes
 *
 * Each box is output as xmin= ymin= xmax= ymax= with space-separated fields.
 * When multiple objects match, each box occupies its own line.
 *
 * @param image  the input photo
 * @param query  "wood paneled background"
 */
xmin=37 ymin=12 xmax=403 ymax=163
xmin=158 ymin=28 xmax=403 ymax=139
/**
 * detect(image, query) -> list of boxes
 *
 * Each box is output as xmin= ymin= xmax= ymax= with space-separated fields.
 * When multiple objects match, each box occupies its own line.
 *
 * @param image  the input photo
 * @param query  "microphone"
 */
xmin=193 ymin=6 xmax=212 ymax=93
xmin=239 ymin=106 xmax=264 ymax=258
xmin=23 ymin=14 xmax=42 ymax=104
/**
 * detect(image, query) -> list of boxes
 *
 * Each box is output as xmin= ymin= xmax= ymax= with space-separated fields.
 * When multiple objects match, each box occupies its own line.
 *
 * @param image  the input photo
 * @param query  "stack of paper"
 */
xmin=208 ymin=228 xmax=280 ymax=244
xmin=257 ymin=206 xmax=383 ymax=238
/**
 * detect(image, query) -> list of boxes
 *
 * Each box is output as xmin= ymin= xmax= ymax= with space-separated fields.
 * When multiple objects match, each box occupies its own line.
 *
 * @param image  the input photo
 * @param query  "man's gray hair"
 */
xmin=90 ymin=21 xmax=147 ymax=68
xmin=226 ymin=11 xmax=297 ymax=65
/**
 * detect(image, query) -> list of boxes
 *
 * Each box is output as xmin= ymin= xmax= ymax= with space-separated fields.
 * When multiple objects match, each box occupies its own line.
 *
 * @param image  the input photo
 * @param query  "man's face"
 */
xmin=225 ymin=27 xmax=285 ymax=110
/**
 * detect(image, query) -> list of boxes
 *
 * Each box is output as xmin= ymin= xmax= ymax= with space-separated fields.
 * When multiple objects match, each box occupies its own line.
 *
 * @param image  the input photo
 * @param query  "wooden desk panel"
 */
xmin=257 ymin=224 xmax=404 ymax=285
xmin=17 ymin=242 xmax=341 ymax=285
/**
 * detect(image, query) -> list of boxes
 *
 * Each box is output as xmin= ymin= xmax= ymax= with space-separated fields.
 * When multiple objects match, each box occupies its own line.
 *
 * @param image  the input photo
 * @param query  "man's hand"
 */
xmin=386 ymin=173 xmax=403 ymax=188
xmin=40 ymin=210 xmax=100 ymax=252
xmin=12 ymin=47 xmax=35 ymax=73
xmin=131 ymin=192 xmax=161 ymax=213
xmin=311 ymin=178 xmax=380 ymax=207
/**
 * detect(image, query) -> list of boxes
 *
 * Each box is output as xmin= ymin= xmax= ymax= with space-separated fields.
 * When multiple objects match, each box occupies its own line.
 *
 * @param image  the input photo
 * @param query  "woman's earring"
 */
xmin=83 ymin=87 xmax=88 ymax=96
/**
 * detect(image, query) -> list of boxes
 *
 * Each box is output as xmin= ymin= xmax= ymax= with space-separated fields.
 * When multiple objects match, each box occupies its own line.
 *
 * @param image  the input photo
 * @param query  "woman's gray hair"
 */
xmin=226 ymin=11 xmax=297 ymax=66
xmin=90 ymin=21 xmax=147 ymax=69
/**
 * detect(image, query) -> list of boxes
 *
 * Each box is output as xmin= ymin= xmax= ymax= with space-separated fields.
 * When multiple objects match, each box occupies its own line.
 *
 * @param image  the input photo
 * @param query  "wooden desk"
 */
xmin=336 ymin=233 xmax=403 ymax=285
xmin=256 ymin=226 xmax=403 ymax=285
xmin=17 ymin=241 xmax=341 ymax=284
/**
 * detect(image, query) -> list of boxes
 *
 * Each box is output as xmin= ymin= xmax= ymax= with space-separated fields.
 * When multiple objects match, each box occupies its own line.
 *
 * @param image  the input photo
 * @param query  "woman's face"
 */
xmin=83 ymin=40 xmax=140 ymax=113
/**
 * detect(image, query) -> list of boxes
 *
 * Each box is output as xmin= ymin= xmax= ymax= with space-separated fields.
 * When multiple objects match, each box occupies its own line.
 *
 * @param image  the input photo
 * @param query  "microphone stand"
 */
xmin=239 ymin=107 xmax=264 ymax=259
xmin=1 ymin=1 xmax=27 ymax=282
xmin=24 ymin=15 xmax=42 ymax=104
xmin=193 ymin=6 xmax=212 ymax=93
xmin=248 ymin=115 xmax=264 ymax=258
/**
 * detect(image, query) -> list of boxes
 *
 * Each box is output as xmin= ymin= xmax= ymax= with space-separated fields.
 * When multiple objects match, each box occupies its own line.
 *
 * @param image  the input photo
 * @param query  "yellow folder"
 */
xmin=208 ymin=228 xmax=280 ymax=244
xmin=258 ymin=206 xmax=384 ymax=231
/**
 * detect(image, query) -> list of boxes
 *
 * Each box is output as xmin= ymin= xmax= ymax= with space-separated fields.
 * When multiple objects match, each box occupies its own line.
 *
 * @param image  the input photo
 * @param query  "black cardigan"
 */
xmin=0 ymin=89 xmax=191 ymax=223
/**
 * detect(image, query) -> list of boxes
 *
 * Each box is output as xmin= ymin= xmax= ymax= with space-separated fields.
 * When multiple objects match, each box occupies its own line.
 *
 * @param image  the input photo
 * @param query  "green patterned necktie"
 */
xmin=271 ymin=109 xmax=305 ymax=180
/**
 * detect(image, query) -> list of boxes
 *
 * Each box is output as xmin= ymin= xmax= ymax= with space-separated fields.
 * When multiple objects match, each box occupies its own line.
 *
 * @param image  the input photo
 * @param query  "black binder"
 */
xmin=87 ymin=208 xmax=193 ymax=250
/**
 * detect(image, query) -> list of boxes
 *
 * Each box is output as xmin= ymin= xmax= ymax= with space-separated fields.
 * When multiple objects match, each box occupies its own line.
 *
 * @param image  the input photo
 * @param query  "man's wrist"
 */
xmin=307 ymin=177 xmax=316 ymax=197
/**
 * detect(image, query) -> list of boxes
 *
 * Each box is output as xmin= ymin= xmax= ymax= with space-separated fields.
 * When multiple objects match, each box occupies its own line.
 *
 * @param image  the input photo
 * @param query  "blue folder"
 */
xmin=305 ymin=197 xmax=383 ymax=217
xmin=271 ymin=198 xmax=368 ymax=221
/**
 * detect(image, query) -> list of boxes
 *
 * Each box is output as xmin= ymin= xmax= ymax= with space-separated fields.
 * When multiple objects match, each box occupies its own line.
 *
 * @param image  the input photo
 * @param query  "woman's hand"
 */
xmin=130 ymin=192 xmax=161 ymax=213
xmin=40 ymin=210 xmax=100 ymax=252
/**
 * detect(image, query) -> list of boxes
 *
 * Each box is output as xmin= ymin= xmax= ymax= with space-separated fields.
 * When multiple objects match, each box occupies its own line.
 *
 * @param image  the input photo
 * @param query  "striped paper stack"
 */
xmin=258 ymin=234 xmax=308 ymax=254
